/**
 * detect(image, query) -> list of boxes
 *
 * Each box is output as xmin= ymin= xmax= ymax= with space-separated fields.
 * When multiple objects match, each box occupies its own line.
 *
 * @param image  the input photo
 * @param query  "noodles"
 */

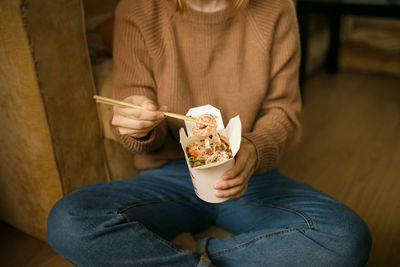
xmin=186 ymin=114 xmax=232 ymax=168
xmin=186 ymin=133 xmax=233 ymax=168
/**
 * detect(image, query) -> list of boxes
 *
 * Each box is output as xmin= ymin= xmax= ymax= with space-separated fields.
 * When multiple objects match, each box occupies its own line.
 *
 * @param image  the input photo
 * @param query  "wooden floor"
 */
xmin=1 ymin=70 xmax=399 ymax=266
xmin=0 ymin=220 xmax=73 ymax=267
xmin=279 ymin=71 xmax=400 ymax=267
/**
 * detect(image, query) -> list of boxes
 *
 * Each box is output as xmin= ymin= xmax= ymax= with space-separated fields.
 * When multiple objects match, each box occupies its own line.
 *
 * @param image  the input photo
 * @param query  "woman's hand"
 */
xmin=111 ymin=95 xmax=168 ymax=138
xmin=214 ymin=138 xmax=257 ymax=198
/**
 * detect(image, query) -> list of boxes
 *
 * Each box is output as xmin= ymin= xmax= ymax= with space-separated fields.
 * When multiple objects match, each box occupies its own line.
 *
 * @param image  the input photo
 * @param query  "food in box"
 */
xmin=179 ymin=105 xmax=241 ymax=203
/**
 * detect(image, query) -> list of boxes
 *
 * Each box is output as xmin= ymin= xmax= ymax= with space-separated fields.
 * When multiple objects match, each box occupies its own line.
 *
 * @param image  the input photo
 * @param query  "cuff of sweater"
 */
xmin=242 ymin=131 xmax=278 ymax=173
xmin=114 ymin=121 xmax=167 ymax=154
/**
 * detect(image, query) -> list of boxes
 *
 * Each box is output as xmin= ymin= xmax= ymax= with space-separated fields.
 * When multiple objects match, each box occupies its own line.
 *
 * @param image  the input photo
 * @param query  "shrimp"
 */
xmin=192 ymin=115 xmax=217 ymax=137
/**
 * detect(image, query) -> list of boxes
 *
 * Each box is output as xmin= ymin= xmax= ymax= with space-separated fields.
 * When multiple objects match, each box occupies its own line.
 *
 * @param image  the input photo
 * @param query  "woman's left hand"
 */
xmin=214 ymin=138 xmax=257 ymax=198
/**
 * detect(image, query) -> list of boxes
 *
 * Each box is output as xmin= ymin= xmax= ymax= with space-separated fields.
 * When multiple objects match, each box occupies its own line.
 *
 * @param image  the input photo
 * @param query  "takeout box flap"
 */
xmin=225 ymin=115 xmax=241 ymax=157
xmin=179 ymin=128 xmax=188 ymax=147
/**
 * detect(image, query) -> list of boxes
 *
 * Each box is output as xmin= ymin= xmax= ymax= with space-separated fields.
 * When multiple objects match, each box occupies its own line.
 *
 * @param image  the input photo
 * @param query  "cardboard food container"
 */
xmin=179 ymin=105 xmax=241 ymax=203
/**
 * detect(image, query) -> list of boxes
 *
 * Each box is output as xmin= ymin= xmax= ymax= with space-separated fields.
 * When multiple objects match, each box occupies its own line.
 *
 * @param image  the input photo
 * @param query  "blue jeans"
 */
xmin=47 ymin=160 xmax=371 ymax=266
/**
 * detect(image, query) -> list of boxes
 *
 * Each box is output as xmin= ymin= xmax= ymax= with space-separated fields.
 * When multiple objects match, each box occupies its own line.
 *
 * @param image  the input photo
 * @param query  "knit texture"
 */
xmin=111 ymin=0 xmax=302 ymax=173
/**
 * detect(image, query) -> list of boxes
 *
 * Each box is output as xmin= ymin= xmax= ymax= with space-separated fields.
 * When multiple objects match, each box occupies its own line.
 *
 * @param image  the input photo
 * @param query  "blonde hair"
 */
xmin=172 ymin=0 xmax=249 ymax=12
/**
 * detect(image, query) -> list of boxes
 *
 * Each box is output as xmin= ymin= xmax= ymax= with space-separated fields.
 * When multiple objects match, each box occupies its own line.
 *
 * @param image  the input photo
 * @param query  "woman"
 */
xmin=47 ymin=0 xmax=371 ymax=266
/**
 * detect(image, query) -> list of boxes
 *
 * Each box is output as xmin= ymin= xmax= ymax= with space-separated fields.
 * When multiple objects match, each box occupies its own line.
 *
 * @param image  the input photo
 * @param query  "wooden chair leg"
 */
xmin=326 ymin=13 xmax=341 ymax=73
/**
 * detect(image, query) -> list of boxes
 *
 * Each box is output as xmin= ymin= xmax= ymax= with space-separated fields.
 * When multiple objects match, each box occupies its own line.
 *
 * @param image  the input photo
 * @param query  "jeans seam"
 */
xmin=116 ymin=196 xmax=206 ymax=213
xmin=209 ymin=228 xmax=298 ymax=258
xmin=235 ymin=200 xmax=316 ymax=230
xmin=296 ymin=229 xmax=337 ymax=254
xmin=116 ymin=197 xmax=189 ymax=213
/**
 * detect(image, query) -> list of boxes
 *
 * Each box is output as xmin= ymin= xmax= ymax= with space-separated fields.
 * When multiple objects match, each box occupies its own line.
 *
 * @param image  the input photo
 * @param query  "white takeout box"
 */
xmin=179 ymin=105 xmax=241 ymax=203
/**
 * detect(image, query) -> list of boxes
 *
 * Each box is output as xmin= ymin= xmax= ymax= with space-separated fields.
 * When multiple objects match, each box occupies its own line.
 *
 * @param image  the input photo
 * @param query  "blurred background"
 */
xmin=0 ymin=0 xmax=399 ymax=266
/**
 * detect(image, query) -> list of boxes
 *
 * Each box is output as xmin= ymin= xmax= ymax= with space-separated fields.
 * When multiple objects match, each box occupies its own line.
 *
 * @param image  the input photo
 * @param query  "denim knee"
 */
xmin=47 ymin=192 xmax=92 ymax=264
xmin=340 ymin=212 xmax=372 ymax=266
xmin=47 ymin=197 xmax=74 ymax=257
xmin=317 ymin=207 xmax=372 ymax=267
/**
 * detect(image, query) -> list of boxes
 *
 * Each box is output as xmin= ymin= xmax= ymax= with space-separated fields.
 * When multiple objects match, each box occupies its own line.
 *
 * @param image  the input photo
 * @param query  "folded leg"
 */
xmin=205 ymin=170 xmax=371 ymax=267
xmin=47 ymin=161 xmax=214 ymax=266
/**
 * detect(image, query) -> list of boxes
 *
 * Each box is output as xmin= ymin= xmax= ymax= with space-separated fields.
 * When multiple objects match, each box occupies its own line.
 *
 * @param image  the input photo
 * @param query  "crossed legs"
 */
xmin=47 ymin=160 xmax=371 ymax=266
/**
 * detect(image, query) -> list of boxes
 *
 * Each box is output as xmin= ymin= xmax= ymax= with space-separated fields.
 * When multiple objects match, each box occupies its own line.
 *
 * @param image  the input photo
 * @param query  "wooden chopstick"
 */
xmin=93 ymin=95 xmax=214 ymax=126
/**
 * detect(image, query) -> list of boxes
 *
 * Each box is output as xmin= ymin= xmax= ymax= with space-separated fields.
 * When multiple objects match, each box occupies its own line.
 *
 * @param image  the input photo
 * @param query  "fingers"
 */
xmin=220 ymin=150 xmax=247 ymax=180
xmin=214 ymin=175 xmax=245 ymax=190
xmin=115 ymin=95 xmax=167 ymax=120
xmin=114 ymin=106 xmax=165 ymax=121
xmin=214 ymin=167 xmax=253 ymax=198
xmin=111 ymin=95 xmax=169 ymax=137
xmin=215 ymin=183 xmax=245 ymax=198
xmin=214 ymin=142 xmax=257 ymax=198
xmin=234 ymin=184 xmax=248 ymax=198
xmin=230 ymin=183 xmax=248 ymax=199
xmin=112 ymin=115 xmax=161 ymax=130
xmin=126 ymin=95 xmax=157 ymax=110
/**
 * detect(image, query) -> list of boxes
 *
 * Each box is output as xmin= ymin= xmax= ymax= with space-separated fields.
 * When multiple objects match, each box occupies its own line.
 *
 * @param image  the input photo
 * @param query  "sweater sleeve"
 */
xmin=243 ymin=1 xmax=302 ymax=173
xmin=110 ymin=1 xmax=167 ymax=154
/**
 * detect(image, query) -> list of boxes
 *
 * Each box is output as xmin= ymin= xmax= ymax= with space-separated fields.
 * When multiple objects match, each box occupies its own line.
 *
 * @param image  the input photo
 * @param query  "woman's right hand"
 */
xmin=111 ymin=95 xmax=168 ymax=138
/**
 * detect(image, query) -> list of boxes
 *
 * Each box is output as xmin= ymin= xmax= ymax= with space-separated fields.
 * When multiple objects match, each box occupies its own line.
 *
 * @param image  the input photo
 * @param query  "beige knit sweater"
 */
xmin=111 ymin=0 xmax=302 ymax=173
